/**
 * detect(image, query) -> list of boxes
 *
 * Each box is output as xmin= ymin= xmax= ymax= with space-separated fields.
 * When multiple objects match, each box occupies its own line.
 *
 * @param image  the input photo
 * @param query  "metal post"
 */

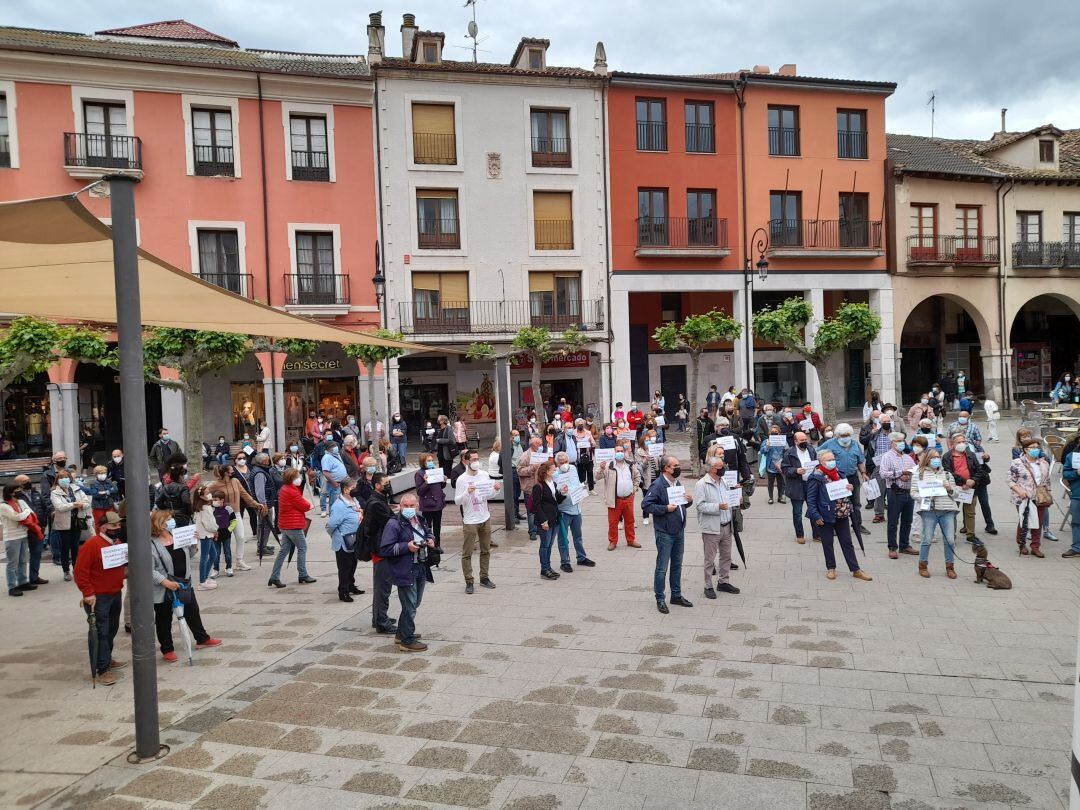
xmin=108 ymin=176 xmax=164 ymax=762
xmin=495 ymin=356 xmax=516 ymax=531
xmin=744 ymin=266 xmax=753 ymax=389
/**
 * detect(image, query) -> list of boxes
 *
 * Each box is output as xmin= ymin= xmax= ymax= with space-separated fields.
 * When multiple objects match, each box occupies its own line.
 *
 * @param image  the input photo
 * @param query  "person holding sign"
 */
xmin=642 ymin=455 xmax=694 ymax=613
xmin=805 ymin=451 xmax=872 ymax=583
xmin=636 ymin=430 xmax=662 ymax=525
xmin=942 ymin=433 xmax=989 ymax=549
xmin=910 ymin=451 xmax=959 ymax=578
xmin=415 ymin=453 xmax=447 ymax=546
xmin=554 ymin=452 xmax=595 ymax=572
xmin=531 ymin=460 xmax=567 ymax=580
xmin=573 ymin=420 xmax=596 ymax=493
xmin=781 ymin=431 xmax=818 ymax=545
xmin=1008 ymin=438 xmax=1052 ymax=558
xmin=597 ymin=441 xmax=642 ymax=550
xmin=878 ymin=432 xmax=918 ymax=559
xmin=763 ymin=426 xmax=787 ymax=504
xmin=818 ymin=423 xmax=870 ymax=540
xmin=72 ymin=511 xmax=129 ymax=685
xmin=694 ymin=455 xmax=738 ymax=599
xmin=454 ymin=450 xmax=500 ymax=593
xmin=517 ymin=437 xmax=547 ymax=542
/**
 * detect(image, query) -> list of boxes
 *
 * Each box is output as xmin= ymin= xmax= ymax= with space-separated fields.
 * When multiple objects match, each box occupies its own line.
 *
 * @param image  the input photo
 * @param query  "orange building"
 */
xmin=0 ymin=21 xmax=379 ymax=460
xmin=609 ymin=65 xmax=896 ymax=413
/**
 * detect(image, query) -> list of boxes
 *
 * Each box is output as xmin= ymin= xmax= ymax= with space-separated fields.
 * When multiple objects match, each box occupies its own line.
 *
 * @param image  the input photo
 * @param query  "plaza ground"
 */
xmin=0 ymin=417 xmax=1076 ymax=809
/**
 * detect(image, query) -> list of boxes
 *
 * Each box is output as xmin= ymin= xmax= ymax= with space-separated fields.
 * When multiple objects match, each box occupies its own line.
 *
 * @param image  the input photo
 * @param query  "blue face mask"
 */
xmin=166 ymin=518 xmax=176 ymax=531
xmin=838 ymin=436 xmax=852 ymax=447
xmin=929 ymin=458 xmax=942 ymax=469
xmin=290 ymin=445 xmax=299 ymax=453
xmin=425 ymin=461 xmax=435 ymax=469
xmin=958 ymin=417 xmax=968 ymax=425
xmin=823 ymin=460 xmax=837 ymax=470
xmin=329 ymin=448 xmax=339 ymax=456
xmin=615 ymin=452 xmax=625 ymax=462
xmin=1027 ymin=447 xmax=1041 ymax=458
xmin=401 ymin=507 xmax=417 ymax=520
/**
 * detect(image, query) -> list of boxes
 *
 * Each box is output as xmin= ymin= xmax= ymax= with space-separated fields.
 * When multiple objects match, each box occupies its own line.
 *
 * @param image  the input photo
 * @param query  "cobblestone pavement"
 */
xmin=1 ymin=418 xmax=1076 ymax=809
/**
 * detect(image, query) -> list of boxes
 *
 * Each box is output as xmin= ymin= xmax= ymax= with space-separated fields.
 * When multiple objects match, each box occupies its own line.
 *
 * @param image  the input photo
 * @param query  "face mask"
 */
xmin=202 ymin=492 xmax=213 ymax=501
xmin=921 ymin=399 xmax=929 ymax=405
xmin=560 ymin=463 xmax=571 ymax=472
xmin=838 ymin=436 xmax=852 ymax=446
xmin=59 ymin=479 xmax=71 ymax=488
xmin=402 ymin=507 xmax=417 ymax=520
xmin=954 ymin=443 xmax=967 ymax=454
xmin=469 ymin=461 xmax=481 ymax=471
xmin=1066 ymin=376 xmax=1072 ymax=382
xmin=348 ymin=418 xmax=356 ymax=425
xmin=365 ymin=466 xmax=377 ymax=475
xmin=824 ymin=431 xmax=834 ymax=439
xmin=1027 ymin=447 xmax=1041 ymax=458
xmin=513 ymin=437 xmax=521 ymax=444
xmin=293 ymin=478 xmax=304 ymax=487
xmin=235 ymin=460 xmax=246 ymax=467
xmin=290 ymin=445 xmax=299 ymax=453
xmin=764 ymin=409 xmax=774 ymax=416
xmin=426 ymin=461 xmax=435 ymax=469
xmin=276 ymin=461 xmax=286 ymax=469
xmin=671 ymin=467 xmax=682 ymax=478
xmin=97 ymin=473 xmax=107 ymax=481
xmin=615 ymin=452 xmax=625 ymax=462
xmin=166 ymin=518 xmax=176 ymax=531
xmin=161 ymin=434 xmax=170 ymax=441
xmin=958 ymin=417 xmax=968 ymax=425
xmin=929 ymin=458 xmax=942 ymax=469
xmin=893 ymin=441 xmax=905 ymax=451
xmin=797 ymin=442 xmax=808 ymax=450
xmin=329 ymin=448 xmax=339 ymax=456
xmin=873 ymin=419 xmax=881 ymax=427
xmin=644 ymin=438 xmax=652 ymax=445
xmin=823 ymin=460 xmax=837 ymax=470
xmin=803 ymin=407 xmax=812 ymax=413
xmin=113 ymin=456 xmax=123 ymax=464
xmin=912 ymin=445 xmax=924 ymax=455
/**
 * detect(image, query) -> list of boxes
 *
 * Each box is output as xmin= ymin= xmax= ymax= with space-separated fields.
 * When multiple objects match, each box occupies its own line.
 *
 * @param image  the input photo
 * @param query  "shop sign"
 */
xmin=511 ymin=351 xmax=589 ymax=370
xmin=283 ymin=359 xmax=342 ymax=372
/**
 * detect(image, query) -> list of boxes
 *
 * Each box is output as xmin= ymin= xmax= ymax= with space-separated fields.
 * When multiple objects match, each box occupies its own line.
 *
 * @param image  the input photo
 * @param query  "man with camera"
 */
xmin=378 ymin=492 xmax=438 ymax=652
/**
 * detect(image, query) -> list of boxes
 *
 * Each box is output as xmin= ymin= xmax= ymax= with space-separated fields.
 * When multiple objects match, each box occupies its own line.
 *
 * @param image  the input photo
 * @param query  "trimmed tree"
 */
xmin=0 ymin=316 xmax=115 ymax=390
xmin=752 ymin=297 xmax=881 ymax=424
xmin=652 ymin=310 xmax=742 ymax=474
xmin=343 ymin=329 xmax=408 ymax=449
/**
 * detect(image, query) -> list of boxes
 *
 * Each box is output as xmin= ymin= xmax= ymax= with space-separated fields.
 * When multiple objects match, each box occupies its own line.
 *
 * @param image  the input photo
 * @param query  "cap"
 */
xmin=102 ymin=510 xmax=122 ymax=527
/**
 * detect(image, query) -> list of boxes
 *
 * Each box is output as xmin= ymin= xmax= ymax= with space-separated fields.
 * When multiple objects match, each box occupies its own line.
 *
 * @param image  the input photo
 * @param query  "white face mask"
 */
xmin=559 ymin=463 xmax=571 ymax=472
xmin=276 ymin=461 xmax=286 ymax=469
xmin=293 ymin=478 xmax=304 ymax=487
xmin=469 ymin=461 xmax=481 ymax=471
xmin=113 ymin=456 xmax=123 ymax=464
xmin=97 ymin=473 xmax=107 ymax=481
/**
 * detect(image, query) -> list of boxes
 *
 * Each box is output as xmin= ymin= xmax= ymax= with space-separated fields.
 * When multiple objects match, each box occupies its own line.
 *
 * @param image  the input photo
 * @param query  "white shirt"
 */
xmin=1031 ymin=463 xmax=1043 ymax=486
xmin=984 ymin=399 xmax=999 ymax=419
xmin=614 ymin=461 xmax=633 ymax=498
xmin=721 ymin=391 xmax=736 ymax=405
xmin=454 ymin=470 xmax=494 ymax=525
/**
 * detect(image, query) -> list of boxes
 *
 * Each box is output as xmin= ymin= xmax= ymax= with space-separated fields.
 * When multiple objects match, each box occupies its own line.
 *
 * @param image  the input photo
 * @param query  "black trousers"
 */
xmin=423 ymin=510 xmax=443 ymax=545
xmin=372 ymin=559 xmax=395 ymax=631
xmin=154 ymin=597 xmax=209 ymax=654
xmin=336 ymin=549 xmax=358 ymax=598
xmin=577 ymin=459 xmax=595 ymax=491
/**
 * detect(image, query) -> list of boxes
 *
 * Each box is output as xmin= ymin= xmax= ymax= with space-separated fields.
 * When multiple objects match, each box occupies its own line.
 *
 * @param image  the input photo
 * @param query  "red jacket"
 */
xmin=73 ymin=534 xmax=126 ymax=597
xmin=277 ymin=483 xmax=312 ymax=530
xmin=627 ymin=409 xmax=645 ymax=430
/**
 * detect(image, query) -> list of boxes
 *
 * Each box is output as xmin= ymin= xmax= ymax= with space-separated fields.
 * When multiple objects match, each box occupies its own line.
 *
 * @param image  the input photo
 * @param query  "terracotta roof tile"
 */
xmin=973 ymin=124 xmax=1065 ymax=154
xmin=888 ymin=131 xmax=1080 ymax=182
xmin=95 ymin=20 xmax=237 ymax=47
xmin=510 ymin=37 xmax=550 ymax=66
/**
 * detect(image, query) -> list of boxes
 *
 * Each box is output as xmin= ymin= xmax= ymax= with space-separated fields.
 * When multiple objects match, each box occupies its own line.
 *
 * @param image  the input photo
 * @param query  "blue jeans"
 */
xmin=49 ymin=528 xmax=61 ymax=564
xmin=976 ymin=484 xmax=995 ymax=530
xmin=213 ymin=535 xmax=233 ymax=571
xmin=84 ymin=591 xmax=121 ymax=675
xmin=396 ymin=567 xmax=427 ymax=645
xmin=322 ymin=481 xmax=340 ymax=513
xmin=1070 ymin=498 xmax=1080 ymax=553
xmin=790 ymin=498 xmax=807 ymax=539
xmin=5 ymin=538 xmax=28 ymax=589
xmin=392 ymin=440 xmax=407 ymax=462
xmin=199 ymin=537 xmax=219 ymax=583
xmin=538 ymin=522 xmax=556 ymax=573
xmin=557 ymin=511 xmax=587 ymax=564
xmin=216 ymin=453 xmax=230 ymax=466
xmin=512 ymin=470 xmax=523 ymax=516
xmin=271 ymin=529 xmax=309 ymax=581
xmin=653 ymin=529 xmax=684 ymax=601
xmin=29 ymin=539 xmax=43 ymax=582
xmin=887 ymin=488 xmax=914 ymax=551
xmin=919 ymin=510 xmax=956 ymax=564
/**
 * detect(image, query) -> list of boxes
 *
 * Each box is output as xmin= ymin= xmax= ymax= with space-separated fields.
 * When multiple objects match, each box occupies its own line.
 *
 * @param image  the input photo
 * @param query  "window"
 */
xmin=533 ymin=191 xmax=573 ymax=249
xmin=422 ymin=42 xmax=438 ymax=63
xmin=1015 ymin=211 xmax=1044 ymax=267
xmin=530 ymin=109 xmax=570 ymax=167
xmin=197 ymin=230 xmax=243 ymax=293
xmin=412 ymin=272 xmax=469 ymax=332
xmin=411 ymin=103 xmax=456 ymax=165
xmin=660 ymin=292 xmax=682 ymax=323
xmin=956 ymin=205 xmax=982 ymax=258
xmin=1064 ymin=213 xmax=1080 ymax=244
xmin=836 ymin=109 xmax=867 ymax=159
xmin=635 ymin=98 xmax=667 ymax=151
xmin=192 ymin=108 xmax=234 ymax=176
xmin=293 ymin=231 xmax=339 ymax=304
xmin=686 ymin=189 xmax=717 ymax=246
xmin=685 ymin=101 xmax=714 ymax=153
xmin=529 ymin=272 xmax=581 ymax=326
xmin=769 ymin=191 xmax=802 ymax=245
xmin=838 ymin=192 xmax=870 ymax=247
xmin=82 ymin=101 xmax=133 ymax=167
xmin=416 ymin=189 xmax=460 ymax=249
xmin=289 ymin=115 xmax=329 ymax=181
xmin=909 ymin=203 xmax=937 ymax=259
xmin=1039 ymin=140 xmax=1055 ymax=163
xmin=528 ymin=48 xmax=544 ymax=69
xmin=0 ymin=93 xmax=9 ymax=168
xmin=767 ymin=105 xmax=800 ymax=156
xmin=637 ymin=188 xmax=669 ymax=246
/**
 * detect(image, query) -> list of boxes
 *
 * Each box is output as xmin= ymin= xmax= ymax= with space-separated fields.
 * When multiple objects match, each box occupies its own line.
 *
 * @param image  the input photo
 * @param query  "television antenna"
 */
xmin=458 ymin=0 xmax=489 ymax=63
xmin=927 ymin=90 xmax=936 ymax=137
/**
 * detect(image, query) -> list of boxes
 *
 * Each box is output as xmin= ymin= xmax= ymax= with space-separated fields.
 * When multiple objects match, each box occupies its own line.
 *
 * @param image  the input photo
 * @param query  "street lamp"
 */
xmin=744 ymin=227 xmax=770 ymax=391
xmin=372 ymin=269 xmax=385 ymax=307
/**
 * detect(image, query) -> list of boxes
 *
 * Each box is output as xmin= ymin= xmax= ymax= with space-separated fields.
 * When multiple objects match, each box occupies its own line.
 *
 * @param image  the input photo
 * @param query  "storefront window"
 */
xmin=755 ymin=361 xmax=807 ymax=407
xmin=231 ymin=384 xmax=265 ymax=441
xmin=283 ymin=379 xmax=357 ymax=441
xmin=1 ymin=374 xmax=51 ymax=457
xmin=400 ymin=383 xmax=448 ymax=434
xmin=78 ymin=386 xmax=107 ymax=465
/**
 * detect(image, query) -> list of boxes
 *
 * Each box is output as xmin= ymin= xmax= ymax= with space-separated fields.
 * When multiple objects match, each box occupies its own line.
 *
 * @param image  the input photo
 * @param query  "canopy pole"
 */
xmin=495 ymin=356 xmax=516 ymax=531
xmin=109 ymin=175 xmax=165 ymax=763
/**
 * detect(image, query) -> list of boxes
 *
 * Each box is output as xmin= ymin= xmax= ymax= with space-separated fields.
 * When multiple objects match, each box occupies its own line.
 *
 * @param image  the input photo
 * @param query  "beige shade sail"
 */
xmin=0 ymin=193 xmax=447 ymax=352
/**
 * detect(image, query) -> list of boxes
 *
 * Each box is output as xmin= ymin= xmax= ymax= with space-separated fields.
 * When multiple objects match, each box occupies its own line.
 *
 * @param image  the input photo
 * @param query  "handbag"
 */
xmin=1024 ymin=458 xmax=1053 ymax=507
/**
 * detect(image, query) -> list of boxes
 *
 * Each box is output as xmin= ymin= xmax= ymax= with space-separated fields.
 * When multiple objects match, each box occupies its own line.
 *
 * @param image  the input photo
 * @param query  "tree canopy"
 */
xmin=0 ymin=316 xmax=115 ymax=390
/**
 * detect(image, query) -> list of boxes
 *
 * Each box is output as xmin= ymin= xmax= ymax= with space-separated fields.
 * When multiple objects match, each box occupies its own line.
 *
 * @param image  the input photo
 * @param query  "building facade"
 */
xmin=0 ymin=21 xmax=380 ymax=462
xmin=367 ymin=13 xmax=611 ymax=436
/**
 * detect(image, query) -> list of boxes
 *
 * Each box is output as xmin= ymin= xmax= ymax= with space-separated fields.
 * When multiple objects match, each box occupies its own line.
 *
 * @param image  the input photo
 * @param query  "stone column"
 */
xmin=869 ymin=288 xmax=898 ymax=404
xmin=732 ymin=287 xmax=753 ymax=392
xmin=256 ymin=352 xmax=286 ymax=450
xmin=610 ymin=287 xmax=631 ymax=405
xmin=980 ymin=348 xmax=1011 ymax=408
xmin=46 ymin=360 xmax=79 ymax=462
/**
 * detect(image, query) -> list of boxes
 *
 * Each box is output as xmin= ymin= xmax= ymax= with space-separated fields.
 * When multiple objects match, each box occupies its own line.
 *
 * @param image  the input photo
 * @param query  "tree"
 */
xmin=0 ymin=316 xmax=115 ymax=390
xmin=467 ymin=325 xmax=588 ymax=433
xmin=652 ymin=310 xmax=742 ymax=474
xmin=343 ymin=329 xmax=408 ymax=447
xmin=752 ymin=298 xmax=881 ymax=424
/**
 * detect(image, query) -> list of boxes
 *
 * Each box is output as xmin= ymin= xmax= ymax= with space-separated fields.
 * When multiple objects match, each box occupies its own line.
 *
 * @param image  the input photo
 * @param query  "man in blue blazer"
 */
xmin=642 ymin=454 xmax=694 ymax=614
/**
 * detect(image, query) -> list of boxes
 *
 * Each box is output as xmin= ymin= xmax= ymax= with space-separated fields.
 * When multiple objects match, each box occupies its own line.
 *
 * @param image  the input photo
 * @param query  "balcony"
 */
xmin=284 ymin=273 xmax=350 ymax=316
xmin=531 ymin=136 xmax=571 ymax=168
xmin=636 ymin=121 xmax=667 ymax=152
xmin=837 ymin=130 xmax=867 ymax=159
xmin=413 ymin=132 xmax=456 ymax=165
xmin=1012 ymin=241 xmax=1080 ymax=269
xmin=417 ymin=218 xmax=461 ymax=250
xmin=635 ymin=216 xmax=731 ymax=258
xmin=768 ymin=127 xmax=800 ymax=156
xmin=398 ymin=299 xmax=604 ymax=337
xmin=685 ymin=123 xmax=715 ymax=154
xmin=198 ymin=272 xmax=254 ymax=298
xmin=0 ymin=134 xmax=9 ymax=168
xmin=767 ymin=218 xmax=883 ymax=258
xmin=534 ymin=219 xmax=574 ymax=250
xmin=63 ymin=132 xmax=143 ymax=179
xmin=291 ymin=150 xmax=329 ymax=182
xmin=907 ymin=236 xmax=1000 ymax=266
xmin=193 ymin=144 xmax=235 ymax=177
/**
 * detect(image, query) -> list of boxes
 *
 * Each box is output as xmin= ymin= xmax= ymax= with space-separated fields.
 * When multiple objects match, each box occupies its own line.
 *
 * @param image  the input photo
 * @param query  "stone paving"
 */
xmin=1 ymin=418 xmax=1077 ymax=809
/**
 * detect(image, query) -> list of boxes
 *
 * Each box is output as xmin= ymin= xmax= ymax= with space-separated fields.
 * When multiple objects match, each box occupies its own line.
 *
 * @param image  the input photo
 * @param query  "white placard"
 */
xmin=801 ymin=459 xmax=820 ymax=480
xmin=722 ymin=470 xmax=739 ymax=488
xmin=667 ymin=484 xmax=687 ymax=506
xmin=424 ymin=468 xmax=445 ymax=484
xmin=618 ymin=431 xmax=637 ymax=443
xmin=555 ymin=470 xmax=578 ymax=488
xmin=595 ymin=448 xmax=616 ymax=463
xmin=654 ymin=415 xmax=666 ymax=426
xmin=861 ymin=478 xmax=881 ymax=501
xmin=472 ymin=480 xmax=495 ymax=498
xmin=171 ymin=524 xmax=198 ymax=549
xmin=647 ymin=442 xmax=665 ymax=458
xmin=725 ymin=488 xmax=744 ymax=506
xmin=953 ymin=487 xmax=975 ymax=504
xmin=425 ymin=428 xmax=435 ymax=436
xmin=530 ymin=451 xmax=551 ymax=463
xmin=243 ymin=446 xmax=255 ymax=456
xmin=717 ymin=435 xmax=736 ymax=451
xmin=576 ymin=439 xmax=592 ymax=449
xmin=826 ymin=479 xmax=852 ymax=501
xmin=768 ymin=435 xmax=787 ymax=448
xmin=100 ymin=543 xmax=128 ymax=569
xmin=800 ymin=419 xmax=815 ymax=432
xmin=1072 ymin=452 xmax=1080 ymax=470
xmin=918 ymin=480 xmax=948 ymax=498
xmin=570 ymin=485 xmax=589 ymax=505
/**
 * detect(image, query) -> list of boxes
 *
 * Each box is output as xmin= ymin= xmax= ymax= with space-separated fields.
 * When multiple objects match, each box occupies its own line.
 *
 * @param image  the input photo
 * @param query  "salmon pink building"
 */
xmin=0 ymin=21 xmax=379 ymax=461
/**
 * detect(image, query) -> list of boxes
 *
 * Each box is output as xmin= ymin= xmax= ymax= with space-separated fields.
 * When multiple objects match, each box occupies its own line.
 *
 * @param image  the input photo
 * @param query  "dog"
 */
xmin=974 ymin=545 xmax=1012 ymax=590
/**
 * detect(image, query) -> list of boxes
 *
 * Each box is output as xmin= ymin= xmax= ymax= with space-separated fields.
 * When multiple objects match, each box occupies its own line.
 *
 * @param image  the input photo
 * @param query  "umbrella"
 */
xmin=172 ymin=590 xmax=195 ymax=667
xmin=85 ymin=604 xmax=98 ymax=688
xmin=732 ymin=525 xmax=747 ymax=567
xmin=255 ymin=513 xmax=269 ymax=565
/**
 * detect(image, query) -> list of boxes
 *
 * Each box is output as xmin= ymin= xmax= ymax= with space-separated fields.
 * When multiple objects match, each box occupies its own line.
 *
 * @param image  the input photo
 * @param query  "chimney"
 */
xmin=593 ymin=41 xmax=608 ymax=75
xmin=778 ymin=63 xmax=796 ymax=76
xmin=1000 ymin=108 xmax=1008 ymax=133
xmin=366 ymin=11 xmax=385 ymax=64
xmin=401 ymin=13 xmax=417 ymax=60
xmin=752 ymin=64 xmax=770 ymax=74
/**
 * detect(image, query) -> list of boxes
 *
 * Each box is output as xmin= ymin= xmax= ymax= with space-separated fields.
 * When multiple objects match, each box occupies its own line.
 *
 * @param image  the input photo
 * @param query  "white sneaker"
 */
xmin=236 ymin=562 xmax=251 ymax=572
xmin=643 ymin=517 xmax=650 ymax=525
xmin=197 ymin=581 xmax=217 ymax=590
xmin=226 ymin=568 xmax=234 ymax=577
xmin=320 ymin=511 xmax=328 ymax=518
xmin=209 ymin=570 xmax=218 ymax=579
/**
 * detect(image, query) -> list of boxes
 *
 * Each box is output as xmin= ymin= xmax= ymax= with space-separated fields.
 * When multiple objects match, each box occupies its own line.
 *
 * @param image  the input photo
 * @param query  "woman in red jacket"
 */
xmin=268 ymin=468 xmax=317 ymax=589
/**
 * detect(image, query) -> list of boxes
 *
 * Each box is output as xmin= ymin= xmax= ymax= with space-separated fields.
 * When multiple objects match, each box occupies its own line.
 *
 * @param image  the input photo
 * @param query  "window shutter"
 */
xmin=533 ymin=191 xmax=572 ymax=221
xmin=529 ymin=272 xmax=554 ymax=293
xmin=416 ymin=189 xmax=458 ymax=200
xmin=440 ymin=273 xmax=469 ymax=305
xmin=412 ymin=103 xmax=454 ymax=136
xmin=412 ymin=272 xmax=440 ymax=292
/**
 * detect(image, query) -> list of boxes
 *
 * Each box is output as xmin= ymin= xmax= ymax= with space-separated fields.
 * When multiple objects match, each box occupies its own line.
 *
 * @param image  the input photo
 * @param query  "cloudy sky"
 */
xmin=8 ymin=0 xmax=1080 ymax=139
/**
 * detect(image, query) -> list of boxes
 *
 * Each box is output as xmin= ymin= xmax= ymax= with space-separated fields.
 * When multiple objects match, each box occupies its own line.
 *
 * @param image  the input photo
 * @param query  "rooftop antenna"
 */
xmin=461 ymin=0 xmax=489 ymax=64
xmin=927 ymin=90 xmax=936 ymax=137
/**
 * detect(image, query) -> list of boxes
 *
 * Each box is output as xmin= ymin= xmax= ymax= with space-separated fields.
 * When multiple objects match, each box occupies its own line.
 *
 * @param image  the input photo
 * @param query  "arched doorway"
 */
xmin=1010 ymin=294 xmax=1080 ymax=398
xmin=899 ymin=295 xmax=989 ymax=405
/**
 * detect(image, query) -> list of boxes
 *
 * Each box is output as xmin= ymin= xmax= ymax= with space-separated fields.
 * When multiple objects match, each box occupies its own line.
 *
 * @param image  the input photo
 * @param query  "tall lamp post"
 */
xmin=744 ymin=228 xmax=770 ymax=391
xmin=372 ymin=244 xmax=391 ymax=426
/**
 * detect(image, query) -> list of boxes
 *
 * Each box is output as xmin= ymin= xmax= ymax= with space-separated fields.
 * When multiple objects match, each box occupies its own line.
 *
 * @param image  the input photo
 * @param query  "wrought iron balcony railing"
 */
xmin=636 ymin=120 xmax=667 ymax=152
xmin=198 ymin=272 xmax=254 ymax=297
xmin=64 ymin=132 xmax=142 ymax=170
xmin=531 ymin=136 xmax=571 ymax=167
xmin=837 ymin=130 xmax=868 ymax=159
xmin=636 ymin=216 xmax=729 ymax=249
xmin=193 ymin=144 xmax=235 ymax=177
xmin=413 ymin=132 xmax=456 ymax=165
xmin=398 ymin=299 xmax=604 ymax=335
xmin=907 ymin=235 xmax=1000 ymax=265
xmin=769 ymin=218 xmax=883 ymax=250
xmin=685 ymin=123 xmax=715 ymax=154
xmin=768 ymin=126 xmax=800 ymax=156
xmin=284 ymin=273 xmax=350 ymax=306
xmin=1012 ymin=241 xmax=1080 ymax=268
